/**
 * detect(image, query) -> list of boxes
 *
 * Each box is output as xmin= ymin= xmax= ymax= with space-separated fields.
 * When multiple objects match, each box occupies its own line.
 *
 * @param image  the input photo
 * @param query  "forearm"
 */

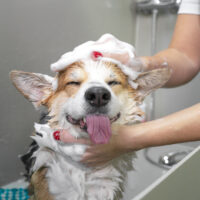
xmin=127 ymin=103 xmax=200 ymax=150
xmin=143 ymin=48 xmax=199 ymax=87
xmin=142 ymin=15 xmax=200 ymax=87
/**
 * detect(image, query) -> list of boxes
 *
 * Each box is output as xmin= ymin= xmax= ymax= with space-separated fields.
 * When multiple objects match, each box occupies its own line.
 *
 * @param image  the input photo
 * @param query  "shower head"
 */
xmin=136 ymin=0 xmax=181 ymax=14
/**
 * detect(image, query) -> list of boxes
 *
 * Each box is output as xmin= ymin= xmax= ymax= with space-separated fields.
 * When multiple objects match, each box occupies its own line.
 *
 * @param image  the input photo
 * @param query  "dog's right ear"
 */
xmin=10 ymin=70 xmax=54 ymax=108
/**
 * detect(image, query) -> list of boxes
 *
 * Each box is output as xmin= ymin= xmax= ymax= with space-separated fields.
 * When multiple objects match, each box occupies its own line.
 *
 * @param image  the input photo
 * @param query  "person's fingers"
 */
xmin=84 ymin=160 xmax=109 ymax=168
xmin=59 ymin=130 xmax=91 ymax=145
xmin=80 ymin=145 xmax=115 ymax=167
xmin=81 ymin=154 xmax=108 ymax=167
xmin=82 ymin=155 xmax=112 ymax=167
xmin=128 ymin=57 xmax=147 ymax=72
xmin=81 ymin=149 xmax=102 ymax=162
xmin=103 ymin=52 xmax=130 ymax=65
xmin=102 ymin=52 xmax=147 ymax=72
xmin=82 ymin=156 xmax=110 ymax=165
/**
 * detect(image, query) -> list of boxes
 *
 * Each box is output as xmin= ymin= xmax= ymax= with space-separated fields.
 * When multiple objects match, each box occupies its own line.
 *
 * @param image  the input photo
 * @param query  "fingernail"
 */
xmin=53 ymin=130 xmax=60 ymax=140
xmin=91 ymin=51 xmax=103 ymax=60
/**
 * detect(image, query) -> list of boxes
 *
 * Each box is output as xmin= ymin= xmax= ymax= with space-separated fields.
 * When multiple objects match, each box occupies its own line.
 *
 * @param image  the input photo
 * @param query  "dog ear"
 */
xmin=10 ymin=70 xmax=54 ymax=108
xmin=134 ymin=68 xmax=171 ymax=101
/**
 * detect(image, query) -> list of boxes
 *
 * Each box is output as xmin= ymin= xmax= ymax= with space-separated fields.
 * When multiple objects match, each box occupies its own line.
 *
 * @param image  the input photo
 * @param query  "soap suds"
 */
xmin=51 ymin=33 xmax=140 ymax=90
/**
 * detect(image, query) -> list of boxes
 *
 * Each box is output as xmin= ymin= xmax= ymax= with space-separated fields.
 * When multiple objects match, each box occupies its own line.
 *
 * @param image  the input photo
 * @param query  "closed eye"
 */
xmin=66 ymin=81 xmax=81 ymax=86
xmin=107 ymin=80 xmax=121 ymax=86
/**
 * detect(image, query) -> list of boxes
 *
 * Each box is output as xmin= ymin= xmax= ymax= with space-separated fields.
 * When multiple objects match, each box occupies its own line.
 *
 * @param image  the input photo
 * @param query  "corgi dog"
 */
xmin=10 ymin=43 xmax=170 ymax=200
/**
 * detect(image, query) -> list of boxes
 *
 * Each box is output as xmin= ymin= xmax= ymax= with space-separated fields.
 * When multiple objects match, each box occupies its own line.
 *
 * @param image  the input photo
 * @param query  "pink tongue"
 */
xmin=86 ymin=115 xmax=111 ymax=144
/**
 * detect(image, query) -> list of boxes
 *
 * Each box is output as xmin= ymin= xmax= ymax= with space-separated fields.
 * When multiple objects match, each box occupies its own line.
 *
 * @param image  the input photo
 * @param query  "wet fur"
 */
xmin=28 ymin=167 xmax=54 ymax=200
xmin=10 ymin=61 xmax=171 ymax=200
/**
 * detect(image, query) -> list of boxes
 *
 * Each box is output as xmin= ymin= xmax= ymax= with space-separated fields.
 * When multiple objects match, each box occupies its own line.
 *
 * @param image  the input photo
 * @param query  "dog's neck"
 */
xmin=32 ymin=123 xmax=136 ymax=200
xmin=32 ymin=123 xmax=88 ymax=171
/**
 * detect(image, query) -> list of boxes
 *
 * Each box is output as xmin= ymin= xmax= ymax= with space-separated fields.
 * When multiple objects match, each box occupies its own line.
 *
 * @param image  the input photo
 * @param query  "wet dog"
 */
xmin=10 ymin=58 xmax=170 ymax=199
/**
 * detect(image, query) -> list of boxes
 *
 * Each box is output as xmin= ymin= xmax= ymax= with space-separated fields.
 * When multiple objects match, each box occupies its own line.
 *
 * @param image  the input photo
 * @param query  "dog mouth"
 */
xmin=66 ymin=113 xmax=120 ymax=144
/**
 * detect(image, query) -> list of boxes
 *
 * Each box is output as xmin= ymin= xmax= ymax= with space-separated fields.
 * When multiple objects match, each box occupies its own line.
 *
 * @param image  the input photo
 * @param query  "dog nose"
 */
xmin=85 ymin=87 xmax=111 ymax=107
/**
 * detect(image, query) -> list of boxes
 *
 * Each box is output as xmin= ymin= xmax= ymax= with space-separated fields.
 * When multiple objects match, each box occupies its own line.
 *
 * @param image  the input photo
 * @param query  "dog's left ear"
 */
xmin=10 ymin=70 xmax=54 ymax=108
xmin=134 ymin=68 xmax=171 ymax=101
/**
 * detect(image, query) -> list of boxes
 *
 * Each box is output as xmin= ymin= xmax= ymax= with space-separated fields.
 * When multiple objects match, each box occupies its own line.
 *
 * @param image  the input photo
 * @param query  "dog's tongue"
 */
xmin=86 ymin=115 xmax=111 ymax=144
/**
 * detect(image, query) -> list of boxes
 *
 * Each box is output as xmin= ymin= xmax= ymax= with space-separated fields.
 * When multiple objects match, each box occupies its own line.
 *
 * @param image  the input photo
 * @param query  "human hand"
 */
xmin=101 ymin=52 xmax=147 ymax=72
xmin=56 ymin=130 xmax=91 ymax=145
xmin=56 ymin=124 xmax=139 ymax=167
xmin=51 ymin=33 xmax=148 ymax=73
xmin=92 ymin=34 xmax=169 ymax=72
xmin=92 ymin=34 xmax=147 ymax=72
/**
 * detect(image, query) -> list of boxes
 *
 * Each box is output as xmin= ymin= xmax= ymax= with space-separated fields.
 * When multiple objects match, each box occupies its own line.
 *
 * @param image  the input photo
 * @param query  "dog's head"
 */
xmin=10 ymin=60 xmax=170 ymax=144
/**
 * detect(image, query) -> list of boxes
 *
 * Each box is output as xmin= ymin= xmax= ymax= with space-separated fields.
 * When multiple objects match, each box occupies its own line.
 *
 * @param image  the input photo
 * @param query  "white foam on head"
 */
xmin=51 ymin=33 xmax=139 ymax=89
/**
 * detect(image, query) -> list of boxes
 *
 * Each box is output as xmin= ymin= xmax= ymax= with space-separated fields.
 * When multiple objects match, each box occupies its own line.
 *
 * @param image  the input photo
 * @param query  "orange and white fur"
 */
xmin=10 ymin=60 xmax=170 ymax=200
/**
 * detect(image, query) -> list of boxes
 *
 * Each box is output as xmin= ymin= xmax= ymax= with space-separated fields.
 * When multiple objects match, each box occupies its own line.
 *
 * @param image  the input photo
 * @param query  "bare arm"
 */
xmin=143 ymin=14 xmax=200 ymax=87
xmin=102 ymin=15 xmax=200 ymax=87
xmin=81 ymin=103 xmax=200 ymax=166
xmin=127 ymin=103 xmax=200 ymax=150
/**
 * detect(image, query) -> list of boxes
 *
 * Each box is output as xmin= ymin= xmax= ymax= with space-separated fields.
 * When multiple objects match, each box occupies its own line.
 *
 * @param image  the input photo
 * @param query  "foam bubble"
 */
xmin=51 ymin=33 xmax=139 ymax=90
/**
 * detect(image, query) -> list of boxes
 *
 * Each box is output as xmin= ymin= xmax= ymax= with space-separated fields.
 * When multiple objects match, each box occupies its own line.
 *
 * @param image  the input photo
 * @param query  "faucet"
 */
xmin=136 ymin=0 xmax=181 ymax=14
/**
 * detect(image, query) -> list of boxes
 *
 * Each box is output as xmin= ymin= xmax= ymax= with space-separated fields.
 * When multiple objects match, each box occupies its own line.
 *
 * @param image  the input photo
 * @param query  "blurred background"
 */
xmin=0 ymin=0 xmax=199 ymax=198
